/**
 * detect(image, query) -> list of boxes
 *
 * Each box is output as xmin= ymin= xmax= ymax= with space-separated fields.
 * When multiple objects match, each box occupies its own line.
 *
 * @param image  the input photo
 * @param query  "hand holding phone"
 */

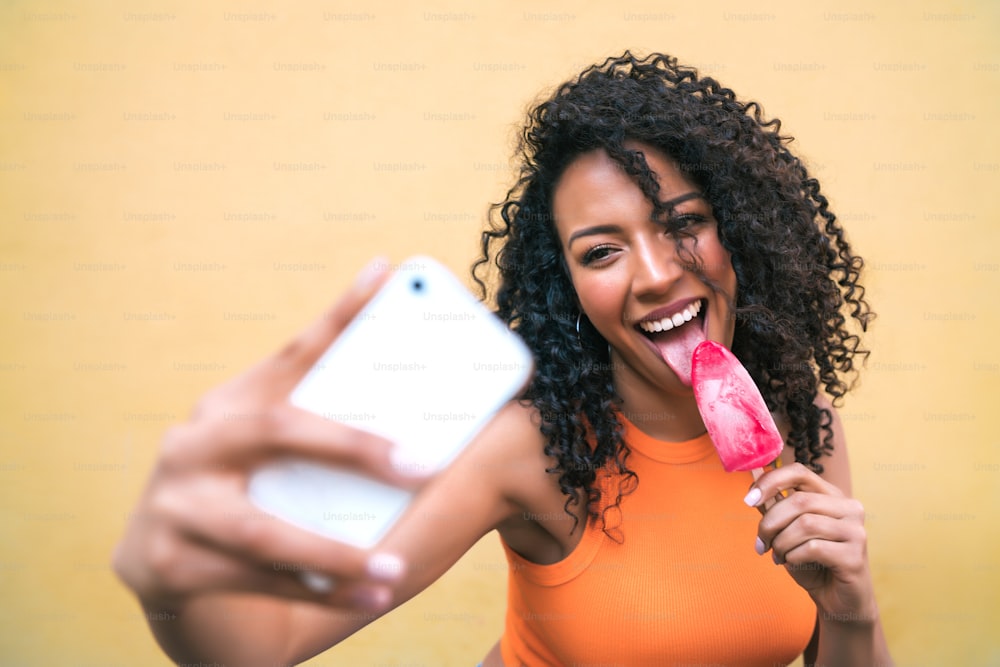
xmin=113 ymin=259 xmax=418 ymax=614
xmin=248 ymin=256 xmax=533 ymax=549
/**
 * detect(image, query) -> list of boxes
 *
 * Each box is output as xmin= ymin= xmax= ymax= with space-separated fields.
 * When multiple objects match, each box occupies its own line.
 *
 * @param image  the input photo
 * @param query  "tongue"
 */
xmin=650 ymin=320 xmax=705 ymax=387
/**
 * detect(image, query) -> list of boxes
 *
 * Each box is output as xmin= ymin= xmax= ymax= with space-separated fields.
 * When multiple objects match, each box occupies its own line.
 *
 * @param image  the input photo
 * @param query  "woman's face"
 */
xmin=552 ymin=142 xmax=738 ymax=397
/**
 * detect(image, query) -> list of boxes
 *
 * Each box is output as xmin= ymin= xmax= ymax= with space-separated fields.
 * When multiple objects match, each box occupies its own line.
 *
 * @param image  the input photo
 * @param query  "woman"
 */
xmin=113 ymin=52 xmax=892 ymax=665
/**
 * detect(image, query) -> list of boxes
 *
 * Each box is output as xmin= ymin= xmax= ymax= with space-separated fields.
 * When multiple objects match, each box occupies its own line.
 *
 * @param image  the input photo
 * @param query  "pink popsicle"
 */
xmin=691 ymin=340 xmax=783 ymax=472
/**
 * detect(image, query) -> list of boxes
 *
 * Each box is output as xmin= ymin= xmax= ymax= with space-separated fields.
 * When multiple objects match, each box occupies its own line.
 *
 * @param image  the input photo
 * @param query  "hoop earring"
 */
xmin=577 ymin=312 xmax=614 ymax=362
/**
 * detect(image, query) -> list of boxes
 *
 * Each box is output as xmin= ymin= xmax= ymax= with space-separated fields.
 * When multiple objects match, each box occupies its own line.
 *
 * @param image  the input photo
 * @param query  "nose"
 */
xmin=631 ymin=235 xmax=684 ymax=299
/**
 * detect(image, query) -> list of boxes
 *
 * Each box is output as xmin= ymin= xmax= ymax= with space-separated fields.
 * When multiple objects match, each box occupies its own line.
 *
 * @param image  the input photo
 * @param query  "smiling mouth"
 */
xmin=636 ymin=300 xmax=703 ymax=334
xmin=634 ymin=299 xmax=707 ymax=386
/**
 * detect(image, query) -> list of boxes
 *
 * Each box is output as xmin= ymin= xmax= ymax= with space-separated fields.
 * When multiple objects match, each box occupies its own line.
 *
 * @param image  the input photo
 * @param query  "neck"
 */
xmin=613 ymin=368 xmax=708 ymax=442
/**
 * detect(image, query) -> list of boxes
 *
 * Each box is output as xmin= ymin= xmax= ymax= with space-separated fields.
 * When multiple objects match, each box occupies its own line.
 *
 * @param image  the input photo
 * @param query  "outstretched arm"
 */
xmin=112 ymin=260 xmax=529 ymax=665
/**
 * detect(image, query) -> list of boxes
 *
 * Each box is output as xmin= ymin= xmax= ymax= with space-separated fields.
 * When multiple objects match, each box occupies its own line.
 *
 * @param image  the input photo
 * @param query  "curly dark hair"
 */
xmin=473 ymin=51 xmax=873 ymax=534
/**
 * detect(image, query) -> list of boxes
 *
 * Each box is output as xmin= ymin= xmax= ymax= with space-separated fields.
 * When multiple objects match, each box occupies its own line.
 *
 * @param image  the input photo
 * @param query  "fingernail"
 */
xmin=368 ymin=553 xmax=405 ymax=582
xmin=299 ymin=571 xmax=335 ymax=594
xmin=754 ymin=537 xmax=766 ymax=555
xmin=743 ymin=487 xmax=762 ymax=507
xmin=772 ymin=551 xmax=781 ymax=565
xmin=354 ymin=585 xmax=391 ymax=611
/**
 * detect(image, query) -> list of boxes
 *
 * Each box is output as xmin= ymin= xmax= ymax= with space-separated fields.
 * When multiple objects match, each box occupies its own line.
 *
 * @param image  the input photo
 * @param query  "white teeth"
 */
xmin=637 ymin=300 xmax=703 ymax=334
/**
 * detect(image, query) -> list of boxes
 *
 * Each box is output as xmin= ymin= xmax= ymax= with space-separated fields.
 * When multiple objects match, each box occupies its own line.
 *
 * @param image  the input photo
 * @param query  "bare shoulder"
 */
xmin=475 ymin=401 xmax=588 ymax=564
xmin=474 ymin=398 xmax=548 ymax=459
xmin=468 ymin=400 xmax=557 ymax=505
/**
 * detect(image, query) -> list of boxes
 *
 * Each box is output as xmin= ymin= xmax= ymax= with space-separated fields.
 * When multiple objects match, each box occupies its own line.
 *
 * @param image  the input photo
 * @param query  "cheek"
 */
xmin=701 ymin=243 xmax=738 ymax=339
xmin=719 ymin=251 xmax=737 ymax=294
xmin=700 ymin=240 xmax=737 ymax=295
xmin=570 ymin=269 xmax=627 ymax=325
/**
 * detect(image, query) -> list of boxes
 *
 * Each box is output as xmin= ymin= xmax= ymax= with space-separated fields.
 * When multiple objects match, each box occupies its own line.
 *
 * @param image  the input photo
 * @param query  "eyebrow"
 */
xmin=661 ymin=191 xmax=704 ymax=210
xmin=567 ymin=224 xmax=622 ymax=248
xmin=566 ymin=191 xmax=705 ymax=249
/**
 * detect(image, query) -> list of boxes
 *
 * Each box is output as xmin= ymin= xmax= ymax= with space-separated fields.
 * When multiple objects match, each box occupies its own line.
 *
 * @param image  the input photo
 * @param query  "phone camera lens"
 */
xmin=411 ymin=278 xmax=424 ymax=293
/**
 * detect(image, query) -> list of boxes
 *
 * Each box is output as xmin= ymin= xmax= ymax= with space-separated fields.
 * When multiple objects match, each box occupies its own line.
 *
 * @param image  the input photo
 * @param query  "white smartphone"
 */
xmin=247 ymin=256 xmax=534 ymax=549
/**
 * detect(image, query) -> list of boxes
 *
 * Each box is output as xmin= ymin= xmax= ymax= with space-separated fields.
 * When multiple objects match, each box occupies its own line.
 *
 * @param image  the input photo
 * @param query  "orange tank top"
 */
xmin=499 ymin=417 xmax=816 ymax=666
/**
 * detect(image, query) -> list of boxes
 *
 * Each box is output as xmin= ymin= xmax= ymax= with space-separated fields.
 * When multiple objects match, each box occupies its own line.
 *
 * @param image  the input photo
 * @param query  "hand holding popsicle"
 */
xmin=692 ymin=340 xmax=885 ymax=651
xmin=746 ymin=463 xmax=880 ymax=633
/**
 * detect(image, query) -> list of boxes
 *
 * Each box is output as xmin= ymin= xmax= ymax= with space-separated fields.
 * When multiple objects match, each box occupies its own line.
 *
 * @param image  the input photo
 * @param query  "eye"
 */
xmin=665 ymin=213 xmax=708 ymax=234
xmin=663 ymin=213 xmax=710 ymax=236
xmin=581 ymin=244 xmax=615 ymax=265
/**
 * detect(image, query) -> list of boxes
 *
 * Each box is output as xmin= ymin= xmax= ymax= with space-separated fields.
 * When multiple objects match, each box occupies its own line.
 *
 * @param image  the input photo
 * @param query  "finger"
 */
xmin=237 ymin=257 xmax=392 ymax=395
xmin=299 ymin=570 xmax=336 ymax=594
xmin=778 ymin=532 xmax=867 ymax=576
xmin=743 ymin=462 xmax=842 ymax=510
xmin=171 ymin=403 xmax=430 ymax=486
xmin=147 ymin=533 xmax=396 ymax=612
xmin=756 ymin=492 xmax=865 ymax=551
xmin=195 ymin=544 xmax=397 ymax=612
xmin=164 ymin=482 xmax=406 ymax=587
xmin=767 ymin=512 xmax=856 ymax=562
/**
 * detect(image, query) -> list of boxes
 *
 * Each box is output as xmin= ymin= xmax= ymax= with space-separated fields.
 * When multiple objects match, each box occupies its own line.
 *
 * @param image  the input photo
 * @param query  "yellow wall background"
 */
xmin=1 ymin=1 xmax=998 ymax=664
